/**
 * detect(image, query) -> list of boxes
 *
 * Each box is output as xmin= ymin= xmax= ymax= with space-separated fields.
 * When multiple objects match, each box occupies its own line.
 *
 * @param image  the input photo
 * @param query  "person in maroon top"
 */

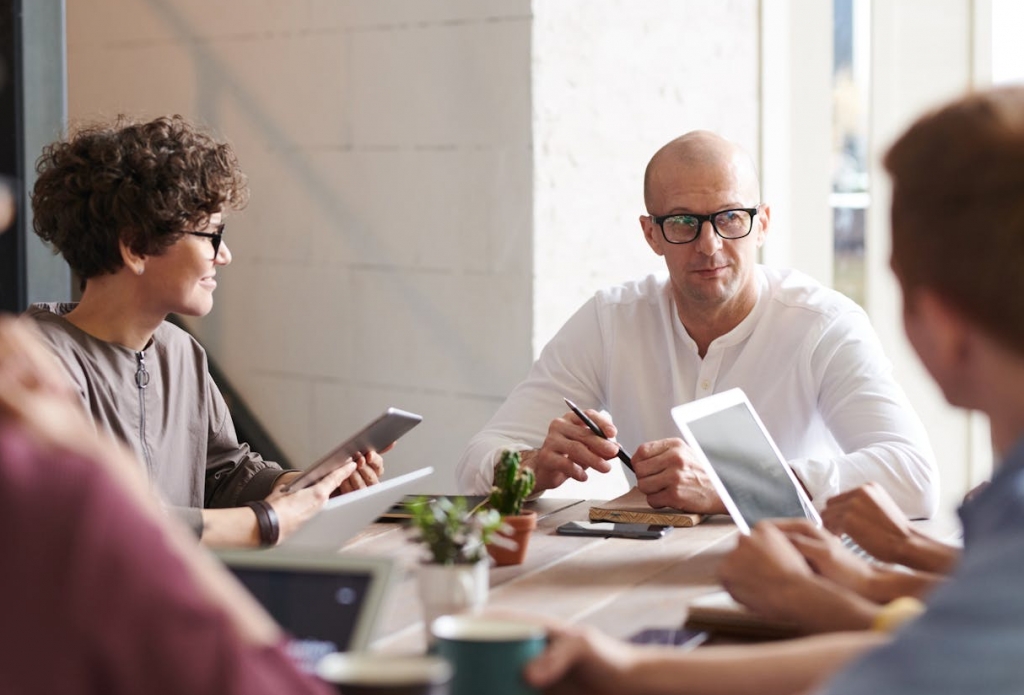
xmin=0 ymin=313 xmax=334 ymax=695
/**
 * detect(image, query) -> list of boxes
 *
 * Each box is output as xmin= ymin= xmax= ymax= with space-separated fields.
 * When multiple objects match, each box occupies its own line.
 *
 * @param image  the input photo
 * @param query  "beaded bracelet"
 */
xmin=872 ymin=596 xmax=925 ymax=633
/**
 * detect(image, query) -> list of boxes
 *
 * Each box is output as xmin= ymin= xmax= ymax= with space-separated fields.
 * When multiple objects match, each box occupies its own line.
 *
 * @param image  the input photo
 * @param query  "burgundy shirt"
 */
xmin=0 ymin=423 xmax=332 ymax=695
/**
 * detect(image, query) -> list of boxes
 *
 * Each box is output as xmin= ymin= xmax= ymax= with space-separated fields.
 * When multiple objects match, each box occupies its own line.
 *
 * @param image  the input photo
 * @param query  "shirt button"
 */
xmin=701 ymin=380 xmax=711 ymax=391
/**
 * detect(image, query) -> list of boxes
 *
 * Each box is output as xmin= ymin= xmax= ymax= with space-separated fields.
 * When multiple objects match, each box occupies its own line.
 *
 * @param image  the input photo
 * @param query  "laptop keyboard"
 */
xmin=840 ymin=533 xmax=881 ymax=565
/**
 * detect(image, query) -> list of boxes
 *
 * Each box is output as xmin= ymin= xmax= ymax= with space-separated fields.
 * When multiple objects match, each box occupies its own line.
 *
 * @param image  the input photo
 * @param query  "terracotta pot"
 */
xmin=487 ymin=510 xmax=538 ymax=566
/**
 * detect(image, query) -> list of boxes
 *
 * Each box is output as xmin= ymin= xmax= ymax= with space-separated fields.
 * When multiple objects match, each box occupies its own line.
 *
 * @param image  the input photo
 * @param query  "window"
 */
xmin=831 ymin=0 xmax=870 ymax=306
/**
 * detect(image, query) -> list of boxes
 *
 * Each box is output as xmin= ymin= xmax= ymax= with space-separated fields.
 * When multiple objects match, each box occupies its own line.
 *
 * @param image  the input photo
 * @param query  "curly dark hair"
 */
xmin=31 ymin=115 xmax=249 ymax=280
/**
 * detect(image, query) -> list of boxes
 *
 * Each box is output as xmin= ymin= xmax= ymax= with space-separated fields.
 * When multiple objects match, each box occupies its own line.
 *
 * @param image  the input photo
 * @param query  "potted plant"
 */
xmin=485 ymin=449 xmax=538 ymax=566
xmin=406 ymin=495 xmax=505 ymax=641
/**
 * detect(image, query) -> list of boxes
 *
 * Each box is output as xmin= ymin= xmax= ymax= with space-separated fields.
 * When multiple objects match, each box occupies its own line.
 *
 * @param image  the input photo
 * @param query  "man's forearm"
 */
xmin=620 ymin=631 xmax=885 ymax=695
xmin=864 ymin=565 xmax=945 ymax=603
xmin=899 ymin=530 xmax=961 ymax=574
xmin=766 ymin=576 xmax=880 ymax=634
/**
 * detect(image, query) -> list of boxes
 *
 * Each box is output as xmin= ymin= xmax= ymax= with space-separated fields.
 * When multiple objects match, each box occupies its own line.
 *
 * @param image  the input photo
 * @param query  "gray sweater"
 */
xmin=28 ymin=303 xmax=284 ymax=536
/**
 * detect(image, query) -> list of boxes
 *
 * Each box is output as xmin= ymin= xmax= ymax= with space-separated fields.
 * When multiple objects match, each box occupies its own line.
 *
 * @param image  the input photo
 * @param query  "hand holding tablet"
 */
xmin=280 ymin=407 xmax=423 ymax=494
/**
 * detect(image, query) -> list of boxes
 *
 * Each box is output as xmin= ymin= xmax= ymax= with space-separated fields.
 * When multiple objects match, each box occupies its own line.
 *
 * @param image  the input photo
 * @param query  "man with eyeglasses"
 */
xmin=457 ymin=130 xmax=937 ymax=518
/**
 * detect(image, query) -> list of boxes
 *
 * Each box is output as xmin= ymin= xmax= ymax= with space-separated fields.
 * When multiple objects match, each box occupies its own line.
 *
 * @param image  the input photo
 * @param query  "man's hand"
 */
xmin=524 ymin=622 xmax=640 ymax=695
xmin=522 ymin=408 xmax=623 ymax=492
xmin=823 ymin=483 xmax=960 ymax=574
xmin=770 ymin=518 xmax=877 ymax=598
xmin=632 ymin=438 xmax=726 ymax=513
xmin=821 ymin=483 xmax=912 ymax=564
xmin=718 ymin=521 xmax=879 ymax=633
xmin=717 ymin=521 xmax=816 ymax=619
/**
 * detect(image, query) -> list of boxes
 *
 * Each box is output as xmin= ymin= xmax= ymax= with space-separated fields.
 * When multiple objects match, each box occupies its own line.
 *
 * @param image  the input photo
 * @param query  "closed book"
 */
xmin=589 ymin=487 xmax=706 ymax=527
xmin=683 ymin=590 xmax=802 ymax=639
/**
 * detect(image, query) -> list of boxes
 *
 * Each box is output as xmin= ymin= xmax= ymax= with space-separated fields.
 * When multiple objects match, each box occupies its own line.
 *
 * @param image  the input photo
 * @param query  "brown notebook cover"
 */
xmin=683 ymin=590 xmax=802 ymax=639
xmin=589 ymin=487 xmax=706 ymax=527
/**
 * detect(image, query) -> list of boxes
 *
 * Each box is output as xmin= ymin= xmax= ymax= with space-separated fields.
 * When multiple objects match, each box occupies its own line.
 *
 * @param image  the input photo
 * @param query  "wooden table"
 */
xmin=341 ymin=498 xmax=961 ymax=653
xmin=340 ymin=498 xmax=742 ymax=653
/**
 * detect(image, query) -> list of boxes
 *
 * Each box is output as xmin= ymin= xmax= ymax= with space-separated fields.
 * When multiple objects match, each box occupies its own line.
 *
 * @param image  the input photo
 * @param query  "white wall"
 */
xmin=864 ymin=0 xmax=992 ymax=514
xmin=531 ymin=0 xmax=760 ymax=354
xmin=67 ymin=0 xmax=534 ymax=491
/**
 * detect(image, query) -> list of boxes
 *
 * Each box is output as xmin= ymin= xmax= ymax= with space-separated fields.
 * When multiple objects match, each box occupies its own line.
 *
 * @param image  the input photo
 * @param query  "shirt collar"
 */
xmin=672 ymin=266 xmax=768 ymax=353
xmin=959 ymin=434 xmax=1024 ymax=530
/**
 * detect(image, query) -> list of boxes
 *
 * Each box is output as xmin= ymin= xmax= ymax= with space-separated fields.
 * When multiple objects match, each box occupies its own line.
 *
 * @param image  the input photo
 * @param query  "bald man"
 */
xmin=457 ymin=131 xmax=937 ymax=518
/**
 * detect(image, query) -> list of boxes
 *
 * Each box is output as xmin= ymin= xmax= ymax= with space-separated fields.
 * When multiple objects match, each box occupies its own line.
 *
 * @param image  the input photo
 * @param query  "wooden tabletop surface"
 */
xmin=340 ymin=497 xmax=962 ymax=654
xmin=341 ymin=497 xmax=737 ymax=653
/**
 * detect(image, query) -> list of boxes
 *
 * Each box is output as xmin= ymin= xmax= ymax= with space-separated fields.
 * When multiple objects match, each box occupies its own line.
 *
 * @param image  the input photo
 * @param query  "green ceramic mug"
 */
xmin=431 ymin=615 xmax=547 ymax=695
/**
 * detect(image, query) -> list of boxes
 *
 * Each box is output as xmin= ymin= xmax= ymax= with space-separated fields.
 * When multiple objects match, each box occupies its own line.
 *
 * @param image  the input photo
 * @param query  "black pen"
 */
xmin=563 ymin=397 xmax=634 ymax=472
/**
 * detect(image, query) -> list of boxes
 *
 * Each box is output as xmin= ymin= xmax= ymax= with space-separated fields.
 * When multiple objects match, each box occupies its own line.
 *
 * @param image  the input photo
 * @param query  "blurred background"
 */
xmin=2 ymin=0 xmax=1023 ymax=512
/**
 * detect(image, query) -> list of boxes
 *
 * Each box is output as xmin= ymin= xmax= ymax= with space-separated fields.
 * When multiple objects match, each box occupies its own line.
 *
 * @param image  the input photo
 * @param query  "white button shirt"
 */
xmin=456 ymin=267 xmax=938 ymax=518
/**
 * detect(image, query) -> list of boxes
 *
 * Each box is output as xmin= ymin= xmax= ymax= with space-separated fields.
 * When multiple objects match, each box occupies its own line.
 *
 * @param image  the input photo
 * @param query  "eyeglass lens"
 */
xmin=210 ymin=224 xmax=223 ymax=256
xmin=662 ymin=209 xmax=752 ymax=243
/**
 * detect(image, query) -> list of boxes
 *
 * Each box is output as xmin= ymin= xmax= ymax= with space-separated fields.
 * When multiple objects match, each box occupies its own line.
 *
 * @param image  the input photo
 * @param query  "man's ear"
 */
xmin=119 ymin=238 xmax=146 ymax=276
xmin=908 ymin=288 xmax=972 ymax=374
xmin=755 ymin=204 xmax=770 ymax=248
xmin=640 ymin=215 xmax=664 ymax=257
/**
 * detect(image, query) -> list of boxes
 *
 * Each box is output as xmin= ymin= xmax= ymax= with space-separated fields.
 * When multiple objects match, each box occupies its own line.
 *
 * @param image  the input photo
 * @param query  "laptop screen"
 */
xmin=686 ymin=402 xmax=808 ymax=527
xmin=218 ymin=550 xmax=393 ymax=673
xmin=230 ymin=566 xmax=374 ymax=670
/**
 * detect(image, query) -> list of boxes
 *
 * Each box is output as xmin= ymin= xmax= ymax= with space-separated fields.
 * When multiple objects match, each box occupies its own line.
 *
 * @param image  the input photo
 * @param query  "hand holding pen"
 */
xmin=563 ymin=398 xmax=635 ymax=472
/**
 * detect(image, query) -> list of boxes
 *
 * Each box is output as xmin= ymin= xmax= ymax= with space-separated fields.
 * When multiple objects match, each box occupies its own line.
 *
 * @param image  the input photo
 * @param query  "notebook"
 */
xmin=684 ymin=590 xmax=801 ymax=639
xmin=589 ymin=487 xmax=705 ymax=527
xmin=282 ymin=466 xmax=434 ymax=550
xmin=217 ymin=548 xmax=394 ymax=670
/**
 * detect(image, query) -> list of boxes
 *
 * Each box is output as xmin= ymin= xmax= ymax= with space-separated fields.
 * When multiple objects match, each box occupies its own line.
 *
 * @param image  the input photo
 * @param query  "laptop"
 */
xmin=282 ymin=466 xmax=434 ymax=550
xmin=669 ymin=387 xmax=821 ymax=533
xmin=217 ymin=548 xmax=394 ymax=670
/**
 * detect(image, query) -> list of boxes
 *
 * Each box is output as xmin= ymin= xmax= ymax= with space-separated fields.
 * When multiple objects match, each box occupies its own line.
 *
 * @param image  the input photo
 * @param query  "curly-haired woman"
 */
xmin=26 ymin=115 xmax=383 ymax=548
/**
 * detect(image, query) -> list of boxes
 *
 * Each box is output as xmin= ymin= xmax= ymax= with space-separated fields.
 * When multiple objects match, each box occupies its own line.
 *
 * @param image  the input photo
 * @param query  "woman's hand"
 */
xmin=265 ymin=461 xmax=358 ymax=542
xmin=337 ymin=450 xmax=385 ymax=494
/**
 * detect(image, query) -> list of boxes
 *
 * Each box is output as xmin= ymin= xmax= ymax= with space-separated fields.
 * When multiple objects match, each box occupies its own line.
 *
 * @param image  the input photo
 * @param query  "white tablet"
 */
xmin=283 ymin=407 xmax=423 ymax=493
xmin=670 ymin=388 xmax=819 ymax=534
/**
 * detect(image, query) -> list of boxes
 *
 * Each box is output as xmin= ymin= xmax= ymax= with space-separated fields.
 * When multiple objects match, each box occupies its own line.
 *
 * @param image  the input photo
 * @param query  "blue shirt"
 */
xmin=821 ymin=437 xmax=1024 ymax=694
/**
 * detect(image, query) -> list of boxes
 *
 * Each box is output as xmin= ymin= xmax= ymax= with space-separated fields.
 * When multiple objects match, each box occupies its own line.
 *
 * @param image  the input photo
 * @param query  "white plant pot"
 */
xmin=417 ymin=560 xmax=489 ymax=643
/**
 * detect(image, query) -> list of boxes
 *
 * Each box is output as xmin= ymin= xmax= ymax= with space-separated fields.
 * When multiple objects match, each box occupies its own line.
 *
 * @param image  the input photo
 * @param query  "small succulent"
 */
xmin=407 ymin=495 xmax=505 ymax=565
xmin=487 ymin=450 xmax=536 ymax=516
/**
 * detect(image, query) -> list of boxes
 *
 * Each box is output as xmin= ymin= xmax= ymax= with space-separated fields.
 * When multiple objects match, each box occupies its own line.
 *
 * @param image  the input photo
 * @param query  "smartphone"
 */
xmin=556 ymin=520 xmax=672 ymax=540
xmin=281 ymin=407 xmax=423 ymax=493
xmin=628 ymin=627 xmax=709 ymax=649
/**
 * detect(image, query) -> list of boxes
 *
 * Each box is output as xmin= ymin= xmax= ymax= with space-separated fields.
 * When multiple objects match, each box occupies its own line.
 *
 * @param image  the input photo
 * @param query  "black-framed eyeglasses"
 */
xmin=188 ymin=223 xmax=225 ymax=258
xmin=650 ymin=206 xmax=760 ymax=245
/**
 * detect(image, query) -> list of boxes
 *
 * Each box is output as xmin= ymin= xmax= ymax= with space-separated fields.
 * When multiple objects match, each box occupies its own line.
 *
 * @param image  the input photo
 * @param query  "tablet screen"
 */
xmin=687 ymin=403 xmax=807 ymax=527
xmin=285 ymin=408 xmax=422 ymax=492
